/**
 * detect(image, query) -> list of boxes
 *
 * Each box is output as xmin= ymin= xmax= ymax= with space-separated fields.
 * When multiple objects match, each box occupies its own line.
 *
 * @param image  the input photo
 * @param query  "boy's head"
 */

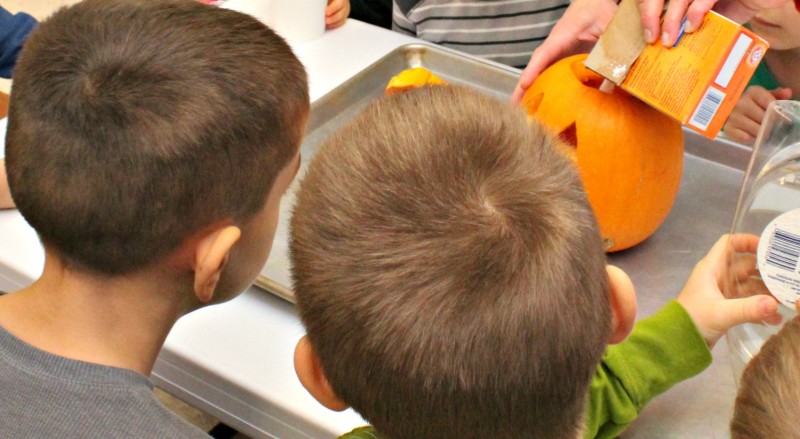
xmin=6 ymin=0 xmax=308 ymax=299
xmin=731 ymin=315 xmax=800 ymax=438
xmin=290 ymin=86 xmax=636 ymax=439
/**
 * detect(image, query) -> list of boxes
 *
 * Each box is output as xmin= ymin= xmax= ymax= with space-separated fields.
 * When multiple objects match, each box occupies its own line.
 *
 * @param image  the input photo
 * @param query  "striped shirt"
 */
xmin=393 ymin=0 xmax=569 ymax=69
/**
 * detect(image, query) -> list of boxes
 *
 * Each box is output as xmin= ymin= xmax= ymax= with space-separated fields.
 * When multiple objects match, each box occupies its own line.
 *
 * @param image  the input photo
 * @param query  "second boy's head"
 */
xmin=290 ymin=86 xmax=636 ymax=439
xmin=5 ymin=0 xmax=308 ymax=304
xmin=731 ymin=315 xmax=800 ymax=439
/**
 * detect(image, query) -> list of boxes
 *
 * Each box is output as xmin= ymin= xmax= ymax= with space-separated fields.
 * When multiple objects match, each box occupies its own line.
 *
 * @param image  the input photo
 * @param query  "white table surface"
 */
xmin=0 ymin=17 xmax=416 ymax=439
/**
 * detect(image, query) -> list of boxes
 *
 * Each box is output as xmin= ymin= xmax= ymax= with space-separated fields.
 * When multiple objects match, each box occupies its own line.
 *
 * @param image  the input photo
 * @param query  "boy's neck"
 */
xmin=765 ymin=48 xmax=800 ymax=96
xmin=0 ymin=252 xmax=195 ymax=376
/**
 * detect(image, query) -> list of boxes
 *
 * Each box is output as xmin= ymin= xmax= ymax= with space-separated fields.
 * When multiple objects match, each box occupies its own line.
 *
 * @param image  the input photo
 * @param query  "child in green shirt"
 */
xmin=289 ymin=85 xmax=780 ymax=439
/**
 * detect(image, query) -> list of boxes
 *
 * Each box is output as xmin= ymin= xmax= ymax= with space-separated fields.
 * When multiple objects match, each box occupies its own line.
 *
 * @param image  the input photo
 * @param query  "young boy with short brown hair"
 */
xmin=0 ymin=0 xmax=307 ymax=436
xmin=289 ymin=85 xmax=779 ymax=439
xmin=731 ymin=314 xmax=800 ymax=438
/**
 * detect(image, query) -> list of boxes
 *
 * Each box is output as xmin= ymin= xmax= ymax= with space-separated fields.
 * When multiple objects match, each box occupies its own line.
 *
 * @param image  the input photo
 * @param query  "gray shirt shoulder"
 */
xmin=0 ymin=324 xmax=210 ymax=438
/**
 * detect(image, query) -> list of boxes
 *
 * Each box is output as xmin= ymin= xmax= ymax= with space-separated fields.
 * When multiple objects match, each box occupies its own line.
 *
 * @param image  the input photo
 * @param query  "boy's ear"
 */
xmin=294 ymin=335 xmax=349 ymax=412
xmin=193 ymin=225 xmax=241 ymax=303
xmin=606 ymin=265 xmax=637 ymax=344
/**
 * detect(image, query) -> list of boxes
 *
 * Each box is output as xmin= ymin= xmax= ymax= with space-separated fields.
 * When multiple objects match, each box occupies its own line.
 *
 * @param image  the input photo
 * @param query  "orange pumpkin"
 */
xmin=385 ymin=67 xmax=446 ymax=96
xmin=522 ymin=54 xmax=684 ymax=251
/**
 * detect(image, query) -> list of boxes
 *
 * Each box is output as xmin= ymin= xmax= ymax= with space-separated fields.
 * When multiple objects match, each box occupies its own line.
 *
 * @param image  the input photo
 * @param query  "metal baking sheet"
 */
xmin=255 ymin=43 xmax=521 ymax=302
xmin=255 ymin=43 xmax=754 ymax=313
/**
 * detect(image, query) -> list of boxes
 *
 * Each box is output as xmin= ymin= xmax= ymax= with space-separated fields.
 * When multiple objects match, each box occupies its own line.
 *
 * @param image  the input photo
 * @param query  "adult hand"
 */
xmin=641 ymin=0 xmax=788 ymax=47
xmin=326 ymin=0 xmax=350 ymax=29
xmin=512 ymin=0 xmax=791 ymax=103
xmin=724 ymin=86 xmax=792 ymax=144
xmin=511 ymin=0 xmax=617 ymax=103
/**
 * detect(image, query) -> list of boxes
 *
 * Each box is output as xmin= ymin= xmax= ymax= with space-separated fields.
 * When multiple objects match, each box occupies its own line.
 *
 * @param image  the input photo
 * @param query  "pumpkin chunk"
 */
xmin=385 ymin=67 xmax=446 ymax=96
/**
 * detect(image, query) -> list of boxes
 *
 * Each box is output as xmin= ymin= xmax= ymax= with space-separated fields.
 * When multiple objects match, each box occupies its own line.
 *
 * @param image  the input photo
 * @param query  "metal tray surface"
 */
xmin=256 ymin=44 xmax=521 ymax=302
xmin=256 ymin=43 xmax=752 ymax=312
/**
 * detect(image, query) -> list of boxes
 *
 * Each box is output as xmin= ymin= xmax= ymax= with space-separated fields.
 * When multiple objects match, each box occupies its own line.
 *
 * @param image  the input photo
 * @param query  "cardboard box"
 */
xmin=585 ymin=0 xmax=769 ymax=138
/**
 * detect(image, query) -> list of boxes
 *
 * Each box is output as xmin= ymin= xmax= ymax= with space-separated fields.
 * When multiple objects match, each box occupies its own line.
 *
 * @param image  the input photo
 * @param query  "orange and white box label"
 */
xmin=620 ymin=12 xmax=768 ymax=138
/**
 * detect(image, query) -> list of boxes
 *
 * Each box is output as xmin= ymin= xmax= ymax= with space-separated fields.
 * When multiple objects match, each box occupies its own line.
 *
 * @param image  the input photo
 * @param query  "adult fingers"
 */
xmin=512 ymin=35 xmax=575 ymax=103
xmin=684 ymin=0 xmax=718 ymax=32
xmin=638 ymin=0 xmax=665 ymax=43
xmin=661 ymin=0 xmax=690 ymax=45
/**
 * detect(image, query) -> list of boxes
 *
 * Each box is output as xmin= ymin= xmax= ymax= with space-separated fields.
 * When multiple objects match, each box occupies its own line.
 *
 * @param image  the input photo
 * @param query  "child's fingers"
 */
xmin=724 ymin=126 xmax=756 ymax=145
xmin=771 ymin=87 xmax=793 ymax=100
xmin=701 ymin=234 xmax=733 ymax=264
xmin=325 ymin=0 xmax=350 ymax=29
xmin=725 ymin=234 xmax=759 ymax=255
xmin=325 ymin=2 xmax=349 ymax=29
xmin=726 ymin=114 xmax=762 ymax=142
xmin=325 ymin=0 xmax=342 ymax=14
xmin=749 ymin=86 xmax=778 ymax=112
xmin=736 ymin=102 xmax=769 ymax=126
xmin=702 ymin=234 xmax=753 ymax=266
xmin=728 ymin=252 xmax=758 ymax=281
xmin=726 ymin=276 xmax=770 ymax=299
xmin=762 ymin=309 xmax=784 ymax=326
xmin=697 ymin=234 xmax=758 ymax=280
xmin=715 ymin=294 xmax=779 ymax=331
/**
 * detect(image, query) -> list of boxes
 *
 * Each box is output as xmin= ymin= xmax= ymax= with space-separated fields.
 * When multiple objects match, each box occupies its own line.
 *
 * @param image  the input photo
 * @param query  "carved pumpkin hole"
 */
xmin=558 ymin=123 xmax=578 ymax=149
xmin=570 ymin=60 xmax=605 ymax=89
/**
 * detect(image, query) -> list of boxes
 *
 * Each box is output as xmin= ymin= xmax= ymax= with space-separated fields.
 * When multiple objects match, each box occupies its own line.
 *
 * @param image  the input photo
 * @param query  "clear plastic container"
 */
xmin=727 ymin=100 xmax=800 ymax=380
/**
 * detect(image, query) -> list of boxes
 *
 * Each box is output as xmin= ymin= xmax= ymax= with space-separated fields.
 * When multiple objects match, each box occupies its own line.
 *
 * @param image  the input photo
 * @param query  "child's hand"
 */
xmin=724 ymin=86 xmax=793 ymax=144
xmin=677 ymin=234 xmax=781 ymax=349
xmin=326 ymin=0 xmax=350 ymax=29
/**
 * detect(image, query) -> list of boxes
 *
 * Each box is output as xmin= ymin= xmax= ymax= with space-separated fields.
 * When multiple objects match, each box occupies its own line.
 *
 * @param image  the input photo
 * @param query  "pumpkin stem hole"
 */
xmin=570 ymin=61 xmax=605 ymax=89
xmin=558 ymin=123 xmax=577 ymax=149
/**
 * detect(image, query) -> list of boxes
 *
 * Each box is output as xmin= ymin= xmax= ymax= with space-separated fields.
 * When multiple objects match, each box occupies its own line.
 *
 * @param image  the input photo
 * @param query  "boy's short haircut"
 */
xmin=731 ymin=315 xmax=800 ymax=438
xmin=6 ymin=0 xmax=308 ymax=274
xmin=291 ymin=86 xmax=610 ymax=439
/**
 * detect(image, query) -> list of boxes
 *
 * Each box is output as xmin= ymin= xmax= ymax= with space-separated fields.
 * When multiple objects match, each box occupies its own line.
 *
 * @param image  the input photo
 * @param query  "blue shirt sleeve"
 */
xmin=0 ymin=6 xmax=38 ymax=79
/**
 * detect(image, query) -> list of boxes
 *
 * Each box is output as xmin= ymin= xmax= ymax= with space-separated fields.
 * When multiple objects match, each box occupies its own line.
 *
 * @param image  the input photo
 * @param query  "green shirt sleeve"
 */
xmin=339 ymin=301 xmax=711 ymax=439
xmin=583 ymin=300 xmax=713 ymax=439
